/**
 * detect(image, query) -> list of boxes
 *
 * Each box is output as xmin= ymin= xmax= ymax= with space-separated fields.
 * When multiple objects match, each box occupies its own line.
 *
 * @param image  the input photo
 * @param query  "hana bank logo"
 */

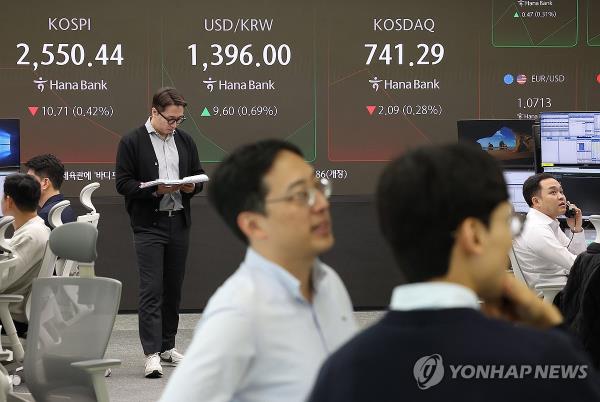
xmin=413 ymin=354 xmax=444 ymax=390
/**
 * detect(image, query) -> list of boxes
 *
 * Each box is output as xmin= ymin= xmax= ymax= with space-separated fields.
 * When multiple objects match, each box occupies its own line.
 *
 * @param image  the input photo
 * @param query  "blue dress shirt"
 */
xmin=159 ymin=248 xmax=357 ymax=402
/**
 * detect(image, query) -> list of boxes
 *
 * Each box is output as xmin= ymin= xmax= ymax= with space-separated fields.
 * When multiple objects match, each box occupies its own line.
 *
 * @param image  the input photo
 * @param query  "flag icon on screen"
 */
xmin=516 ymin=74 xmax=527 ymax=85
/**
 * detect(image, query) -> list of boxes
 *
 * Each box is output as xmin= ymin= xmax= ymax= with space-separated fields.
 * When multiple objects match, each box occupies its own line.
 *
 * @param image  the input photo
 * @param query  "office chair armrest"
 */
xmin=71 ymin=359 xmax=121 ymax=371
xmin=0 ymin=295 xmax=24 ymax=303
xmin=534 ymin=283 xmax=566 ymax=291
xmin=0 ymin=351 xmax=11 ymax=362
xmin=0 ymin=297 xmax=25 ymax=362
xmin=534 ymin=283 xmax=565 ymax=304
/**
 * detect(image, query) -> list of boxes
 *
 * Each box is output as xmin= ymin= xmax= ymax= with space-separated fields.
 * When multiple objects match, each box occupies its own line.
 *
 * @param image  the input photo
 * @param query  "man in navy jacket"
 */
xmin=309 ymin=144 xmax=600 ymax=401
xmin=25 ymin=154 xmax=76 ymax=229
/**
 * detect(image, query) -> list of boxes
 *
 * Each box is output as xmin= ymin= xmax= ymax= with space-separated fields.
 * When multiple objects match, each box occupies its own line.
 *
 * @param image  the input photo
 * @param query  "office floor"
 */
xmin=13 ymin=311 xmax=385 ymax=402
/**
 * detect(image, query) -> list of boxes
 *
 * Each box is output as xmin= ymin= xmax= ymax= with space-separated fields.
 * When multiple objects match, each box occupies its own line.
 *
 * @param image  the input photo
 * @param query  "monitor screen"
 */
xmin=540 ymin=112 xmax=600 ymax=167
xmin=503 ymin=170 xmax=534 ymax=213
xmin=0 ymin=119 xmax=20 ymax=168
xmin=558 ymin=175 xmax=600 ymax=218
xmin=0 ymin=119 xmax=21 ymax=168
xmin=457 ymin=120 xmax=536 ymax=169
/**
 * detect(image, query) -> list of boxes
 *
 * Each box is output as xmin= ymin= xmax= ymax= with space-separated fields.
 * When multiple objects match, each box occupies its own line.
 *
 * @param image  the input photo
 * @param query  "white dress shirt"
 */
xmin=390 ymin=282 xmax=480 ymax=311
xmin=512 ymin=208 xmax=586 ymax=289
xmin=159 ymin=248 xmax=358 ymax=402
xmin=0 ymin=216 xmax=50 ymax=322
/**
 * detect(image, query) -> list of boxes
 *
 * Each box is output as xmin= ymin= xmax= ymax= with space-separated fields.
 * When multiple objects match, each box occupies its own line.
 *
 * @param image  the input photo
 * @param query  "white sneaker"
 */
xmin=159 ymin=348 xmax=184 ymax=365
xmin=144 ymin=353 xmax=163 ymax=378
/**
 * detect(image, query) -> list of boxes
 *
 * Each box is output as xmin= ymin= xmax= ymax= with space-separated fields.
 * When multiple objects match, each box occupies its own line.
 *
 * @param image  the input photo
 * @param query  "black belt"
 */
xmin=158 ymin=209 xmax=184 ymax=217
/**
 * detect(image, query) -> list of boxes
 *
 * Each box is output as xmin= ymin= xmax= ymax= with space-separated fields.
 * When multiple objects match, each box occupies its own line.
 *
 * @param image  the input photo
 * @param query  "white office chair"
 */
xmin=77 ymin=182 xmax=100 ymax=227
xmin=535 ymin=283 xmax=565 ymax=304
xmin=509 ymin=246 xmax=528 ymax=285
xmin=0 ymin=222 xmax=120 ymax=402
xmin=0 ymin=217 xmax=25 ymax=367
xmin=46 ymin=200 xmax=71 ymax=278
xmin=59 ymin=183 xmax=101 ymax=278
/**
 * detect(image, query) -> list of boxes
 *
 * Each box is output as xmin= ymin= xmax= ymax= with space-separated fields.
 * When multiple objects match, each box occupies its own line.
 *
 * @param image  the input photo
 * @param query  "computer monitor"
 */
xmin=533 ymin=124 xmax=543 ymax=173
xmin=503 ymin=170 xmax=534 ymax=213
xmin=540 ymin=111 xmax=600 ymax=169
xmin=457 ymin=119 xmax=536 ymax=169
xmin=558 ymin=175 xmax=600 ymax=218
xmin=0 ymin=119 xmax=20 ymax=168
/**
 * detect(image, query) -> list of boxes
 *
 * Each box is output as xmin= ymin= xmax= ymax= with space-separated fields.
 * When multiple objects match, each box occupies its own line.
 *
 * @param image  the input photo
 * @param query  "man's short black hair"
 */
xmin=376 ymin=143 xmax=508 ymax=283
xmin=4 ymin=173 xmax=41 ymax=212
xmin=522 ymin=173 xmax=556 ymax=207
xmin=208 ymin=139 xmax=303 ymax=243
xmin=25 ymin=154 xmax=65 ymax=190
xmin=152 ymin=87 xmax=187 ymax=112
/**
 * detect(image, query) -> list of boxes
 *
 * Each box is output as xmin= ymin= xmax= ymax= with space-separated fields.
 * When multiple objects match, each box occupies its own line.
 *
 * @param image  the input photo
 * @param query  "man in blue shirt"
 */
xmin=25 ymin=154 xmax=76 ymax=229
xmin=159 ymin=140 xmax=357 ymax=402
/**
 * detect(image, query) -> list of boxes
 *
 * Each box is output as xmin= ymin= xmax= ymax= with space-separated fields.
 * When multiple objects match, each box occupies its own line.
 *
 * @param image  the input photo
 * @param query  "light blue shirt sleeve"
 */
xmin=158 ymin=306 xmax=255 ymax=402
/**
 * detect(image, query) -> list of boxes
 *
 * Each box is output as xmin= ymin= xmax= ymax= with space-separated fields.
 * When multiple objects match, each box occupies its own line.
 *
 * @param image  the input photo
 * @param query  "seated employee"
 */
xmin=25 ymin=154 xmax=76 ymax=229
xmin=308 ymin=144 xmax=600 ymax=402
xmin=0 ymin=174 xmax=50 ymax=336
xmin=159 ymin=139 xmax=357 ymax=402
xmin=512 ymin=173 xmax=586 ymax=289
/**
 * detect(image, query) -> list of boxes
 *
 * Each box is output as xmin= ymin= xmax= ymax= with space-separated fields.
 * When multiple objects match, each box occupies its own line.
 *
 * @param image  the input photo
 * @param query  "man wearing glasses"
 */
xmin=116 ymin=87 xmax=204 ymax=378
xmin=158 ymin=139 xmax=357 ymax=402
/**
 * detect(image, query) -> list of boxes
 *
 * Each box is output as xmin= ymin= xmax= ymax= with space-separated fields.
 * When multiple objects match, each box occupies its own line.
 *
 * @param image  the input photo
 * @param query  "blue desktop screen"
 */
xmin=0 ymin=119 xmax=20 ymax=168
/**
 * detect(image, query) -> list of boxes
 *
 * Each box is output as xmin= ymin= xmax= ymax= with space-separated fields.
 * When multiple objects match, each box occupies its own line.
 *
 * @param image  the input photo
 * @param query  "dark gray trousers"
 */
xmin=133 ymin=212 xmax=189 ymax=355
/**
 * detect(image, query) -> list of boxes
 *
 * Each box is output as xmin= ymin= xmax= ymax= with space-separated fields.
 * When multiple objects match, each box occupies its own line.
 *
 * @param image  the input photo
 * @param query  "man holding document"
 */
xmin=116 ymin=87 xmax=205 ymax=378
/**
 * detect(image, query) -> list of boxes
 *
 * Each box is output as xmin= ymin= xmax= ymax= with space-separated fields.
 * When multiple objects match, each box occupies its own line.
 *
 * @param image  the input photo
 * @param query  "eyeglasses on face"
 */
xmin=265 ymin=177 xmax=332 ymax=208
xmin=157 ymin=109 xmax=187 ymax=125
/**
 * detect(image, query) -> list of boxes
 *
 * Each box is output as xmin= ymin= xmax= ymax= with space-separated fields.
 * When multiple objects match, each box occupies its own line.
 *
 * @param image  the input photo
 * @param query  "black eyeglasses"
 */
xmin=265 ymin=178 xmax=332 ymax=208
xmin=157 ymin=109 xmax=186 ymax=126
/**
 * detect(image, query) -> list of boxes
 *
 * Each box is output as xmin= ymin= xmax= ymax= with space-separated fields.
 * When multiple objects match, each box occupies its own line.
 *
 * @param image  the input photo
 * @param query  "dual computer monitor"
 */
xmin=457 ymin=113 xmax=600 ymax=216
xmin=540 ymin=112 xmax=600 ymax=218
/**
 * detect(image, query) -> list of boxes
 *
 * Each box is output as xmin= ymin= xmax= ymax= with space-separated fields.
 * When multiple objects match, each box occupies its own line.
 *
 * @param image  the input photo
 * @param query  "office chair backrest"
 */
xmin=49 ymin=222 xmax=98 ymax=263
xmin=77 ymin=183 xmax=101 ymax=228
xmin=24 ymin=277 xmax=121 ymax=402
xmin=25 ymin=241 xmax=59 ymax=320
xmin=80 ymin=182 xmax=100 ymax=213
xmin=48 ymin=200 xmax=71 ymax=229
xmin=0 ymin=216 xmax=14 ymax=254
xmin=509 ymin=245 xmax=529 ymax=287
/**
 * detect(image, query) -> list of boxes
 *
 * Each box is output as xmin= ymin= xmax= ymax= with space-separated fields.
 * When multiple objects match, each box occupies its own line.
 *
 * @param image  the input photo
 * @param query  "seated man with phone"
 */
xmin=512 ymin=173 xmax=586 ymax=290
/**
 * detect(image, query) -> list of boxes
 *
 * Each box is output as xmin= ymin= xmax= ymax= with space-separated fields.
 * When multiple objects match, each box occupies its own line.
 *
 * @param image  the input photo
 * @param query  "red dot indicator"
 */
xmin=597 ymin=73 xmax=600 ymax=84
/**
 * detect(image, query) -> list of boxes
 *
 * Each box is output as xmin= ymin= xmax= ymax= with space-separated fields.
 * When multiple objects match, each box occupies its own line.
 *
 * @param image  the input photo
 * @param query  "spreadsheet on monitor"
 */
xmin=540 ymin=112 xmax=600 ymax=165
xmin=503 ymin=170 xmax=533 ymax=213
